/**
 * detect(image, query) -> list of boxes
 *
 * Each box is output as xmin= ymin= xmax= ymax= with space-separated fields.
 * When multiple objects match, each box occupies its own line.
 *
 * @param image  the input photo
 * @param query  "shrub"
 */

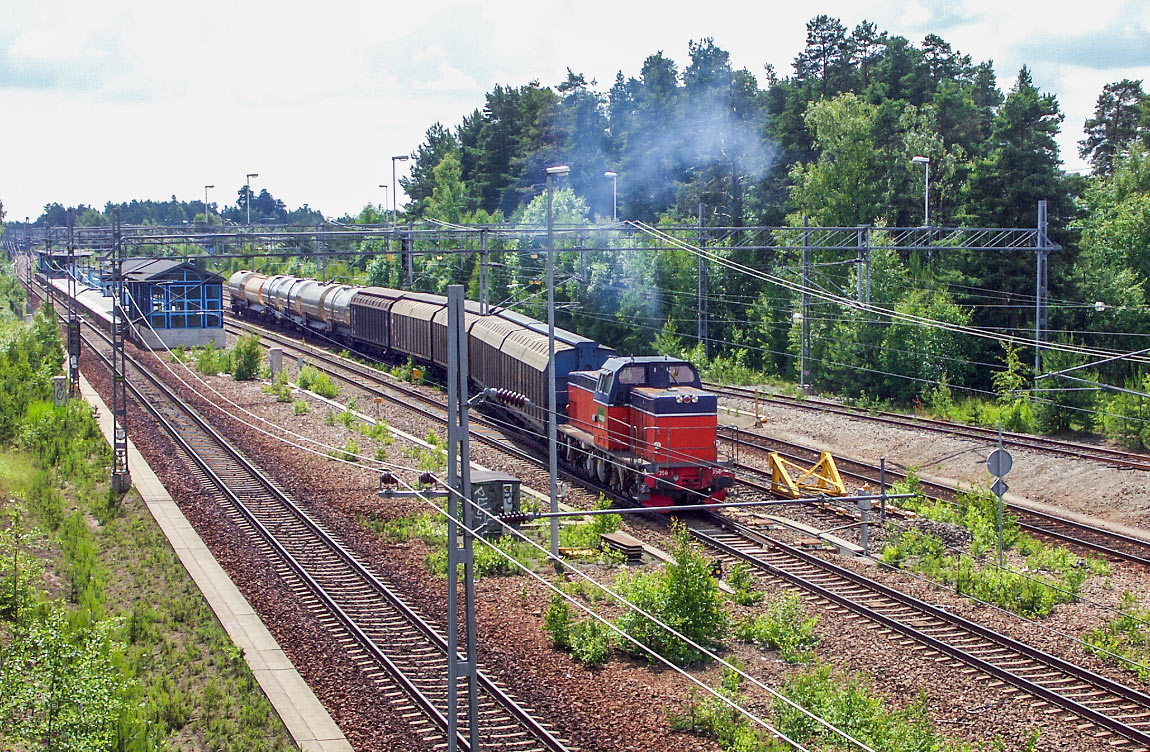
xmin=668 ymin=664 xmax=765 ymax=751
xmin=1084 ymin=592 xmax=1150 ymax=683
xmin=542 ymin=591 xmax=572 ymax=649
xmin=297 ymin=366 xmax=339 ymax=398
xmin=231 ymin=334 xmax=262 ymax=380
xmin=614 ymin=522 xmax=727 ymax=665
xmin=292 ymin=399 xmax=310 ymax=415
xmin=568 ymin=617 xmax=613 ymax=667
xmin=732 ymin=591 xmax=819 ymax=662
xmin=195 ymin=342 xmax=224 ymax=376
xmin=261 ymin=371 xmax=291 ymax=402
xmin=726 ymin=561 xmax=764 ymax=606
xmin=559 ymin=495 xmax=621 ymax=551
xmin=773 ymin=665 xmax=969 ymax=751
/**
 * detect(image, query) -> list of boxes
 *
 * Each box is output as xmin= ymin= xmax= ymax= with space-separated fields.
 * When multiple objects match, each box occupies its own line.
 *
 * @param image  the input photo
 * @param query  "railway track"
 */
xmin=722 ymin=425 xmax=1150 ymax=567
xmin=708 ymin=381 xmax=1150 ymax=472
xmin=688 ymin=513 xmax=1150 ymax=751
xmin=229 ymin=312 xmax=1150 ymax=568
xmin=223 ymin=318 xmax=541 ymax=465
xmin=35 ymin=279 xmax=571 ymax=752
xmin=44 ymin=275 xmax=1150 ymax=749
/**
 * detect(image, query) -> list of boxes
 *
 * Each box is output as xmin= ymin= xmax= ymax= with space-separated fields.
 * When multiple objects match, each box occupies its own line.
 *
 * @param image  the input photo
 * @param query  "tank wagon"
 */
xmin=228 ymin=271 xmax=732 ymax=505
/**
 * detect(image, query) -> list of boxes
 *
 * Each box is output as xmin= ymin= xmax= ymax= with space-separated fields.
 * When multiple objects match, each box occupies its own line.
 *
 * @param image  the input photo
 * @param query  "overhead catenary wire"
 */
xmin=51 ymin=258 xmax=1150 ymax=680
xmin=102 ymin=281 xmax=873 ymax=752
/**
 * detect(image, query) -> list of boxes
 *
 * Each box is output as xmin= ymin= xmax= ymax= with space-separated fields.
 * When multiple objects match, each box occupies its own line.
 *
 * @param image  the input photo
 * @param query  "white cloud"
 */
xmin=1 ymin=0 xmax=1145 ymax=220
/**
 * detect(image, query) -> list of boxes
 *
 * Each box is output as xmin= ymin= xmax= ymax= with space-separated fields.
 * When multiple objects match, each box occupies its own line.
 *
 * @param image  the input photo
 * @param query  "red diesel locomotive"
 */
xmin=560 ymin=356 xmax=734 ymax=506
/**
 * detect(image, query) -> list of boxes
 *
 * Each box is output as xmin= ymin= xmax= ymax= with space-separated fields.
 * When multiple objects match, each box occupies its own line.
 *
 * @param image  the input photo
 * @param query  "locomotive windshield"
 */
xmin=665 ymin=363 xmax=697 ymax=385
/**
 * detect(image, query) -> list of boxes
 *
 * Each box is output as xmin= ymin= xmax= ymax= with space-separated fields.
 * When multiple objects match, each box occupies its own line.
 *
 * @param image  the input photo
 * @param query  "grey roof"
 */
xmin=120 ymin=257 xmax=223 ymax=283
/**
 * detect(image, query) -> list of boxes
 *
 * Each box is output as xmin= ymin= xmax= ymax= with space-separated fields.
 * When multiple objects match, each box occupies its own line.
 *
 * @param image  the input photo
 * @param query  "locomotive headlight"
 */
xmin=675 ymin=396 xmax=683 ymax=403
xmin=654 ymin=441 xmax=662 ymax=449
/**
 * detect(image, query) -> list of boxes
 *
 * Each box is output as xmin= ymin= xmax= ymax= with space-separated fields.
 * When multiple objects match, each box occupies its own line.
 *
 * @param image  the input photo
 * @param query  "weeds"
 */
xmin=726 ymin=561 xmax=764 ymax=606
xmin=614 ymin=522 xmax=727 ymax=665
xmin=1084 ymin=592 xmax=1150 ymax=683
xmin=732 ymin=591 xmax=819 ymax=662
xmin=297 ymin=365 xmax=339 ymax=398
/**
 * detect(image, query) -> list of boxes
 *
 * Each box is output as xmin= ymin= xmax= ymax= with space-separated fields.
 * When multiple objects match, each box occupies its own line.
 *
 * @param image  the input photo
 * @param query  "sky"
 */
xmin=2 ymin=0 xmax=1149 ymax=223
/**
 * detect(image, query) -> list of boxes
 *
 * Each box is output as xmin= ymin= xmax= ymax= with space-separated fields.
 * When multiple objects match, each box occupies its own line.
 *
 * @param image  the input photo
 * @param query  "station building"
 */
xmin=39 ymin=250 xmax=226 ymax=350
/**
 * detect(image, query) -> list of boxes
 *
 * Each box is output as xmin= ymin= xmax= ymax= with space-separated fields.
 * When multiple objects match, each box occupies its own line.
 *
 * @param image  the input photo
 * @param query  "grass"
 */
xmin=362 ymin=509 xmax=539 ymax=579
xmin=297 ymin=365 xmax=339 ymax=398
xmin=0 ymin=432 xmax=292 ymax=750
xmin=882 ymin=472 xmax=1109 ymax=618
xmin=558 ymin=495 xmax=621 ymax=553
xmin=670 ymin=663 xmax=1011 ymax=752
xmin=732 ymin=590 xmax=819 ymax=663
xmin=1084 ymin=592 xmax=1150 ymax=683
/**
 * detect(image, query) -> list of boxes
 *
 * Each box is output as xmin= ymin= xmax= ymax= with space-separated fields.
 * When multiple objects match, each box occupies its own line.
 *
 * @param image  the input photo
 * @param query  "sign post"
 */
xmin=986 ymin=423 xmax=1012 ymax=567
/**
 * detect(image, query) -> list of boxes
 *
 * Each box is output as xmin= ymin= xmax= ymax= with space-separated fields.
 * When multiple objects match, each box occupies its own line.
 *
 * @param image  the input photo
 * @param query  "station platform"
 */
xmin=46 ymin=275 xmax=225 ymax=350
xmin=79 ymin=372 xmax=352 ymax=752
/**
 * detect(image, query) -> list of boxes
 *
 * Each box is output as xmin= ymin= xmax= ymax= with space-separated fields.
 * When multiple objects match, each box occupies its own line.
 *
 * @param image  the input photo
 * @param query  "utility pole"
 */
xmin=545 ymin=165 xmax=569 ymax=560
xmin=110 ymin=211 xmax=131 ymax=494
xmin=479 ymin=229 xmax=489 ymax=315
xmin=696 ymin=203 xmax=708 ymax=356
xmin=800 ymin=217 xmax=811 ymax=393
xmin=66 ymin=209 xmax=80 ymax=398
xmin=444 ymin=285 xmax=480 ymax=752
xmin=856 ymin=227 xmax=865 ymax=304
xmin=1034 ymin=200 xmax=1049 ymax=386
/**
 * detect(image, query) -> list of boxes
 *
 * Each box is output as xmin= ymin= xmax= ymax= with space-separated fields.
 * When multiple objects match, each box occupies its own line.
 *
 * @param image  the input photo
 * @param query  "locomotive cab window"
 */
xmin=665 ymin=363 xmax=698 ymax=385
xmin=617 ymin=366 xmax=645 ymax=385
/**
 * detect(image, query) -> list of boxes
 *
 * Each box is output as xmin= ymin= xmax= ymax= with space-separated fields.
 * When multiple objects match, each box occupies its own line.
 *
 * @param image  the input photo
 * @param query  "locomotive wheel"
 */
xmin=596 ymin=457 xmax=610 ymax=484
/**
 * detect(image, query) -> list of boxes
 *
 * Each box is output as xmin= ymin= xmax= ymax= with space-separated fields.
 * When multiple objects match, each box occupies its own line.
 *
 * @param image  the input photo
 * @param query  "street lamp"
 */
xmin=604 ymin=171 xmax=618 ymax=222
xmin=545 ymin=164 xmax=570 ymax=559
xmin=204 ymin=185 xmax=214 ymax=224
xmin=245 ymin=173 xmax=259 ymax=226
xmin=378 ymin=184 xmax=388 ymax=218
xmin=911 ymin=156 xmax=929 ymax=227
xmin=391 ymin=155 xmax=410 ymax=225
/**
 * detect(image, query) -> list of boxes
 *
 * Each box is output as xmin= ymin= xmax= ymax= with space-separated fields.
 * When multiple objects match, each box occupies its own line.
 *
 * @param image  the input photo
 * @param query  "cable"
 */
xmin=113 ymin=286 xmax=871 ymax=751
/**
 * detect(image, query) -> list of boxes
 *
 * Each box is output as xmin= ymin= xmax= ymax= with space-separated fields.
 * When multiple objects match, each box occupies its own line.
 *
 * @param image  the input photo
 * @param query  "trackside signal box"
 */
xmin=470 ymin=470 xmax=521 ymax=539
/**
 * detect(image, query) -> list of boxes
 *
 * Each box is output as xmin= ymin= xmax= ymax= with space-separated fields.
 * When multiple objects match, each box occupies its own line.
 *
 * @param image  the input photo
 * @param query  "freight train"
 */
xmin=227 ymin=271 xmax=734 ymax=506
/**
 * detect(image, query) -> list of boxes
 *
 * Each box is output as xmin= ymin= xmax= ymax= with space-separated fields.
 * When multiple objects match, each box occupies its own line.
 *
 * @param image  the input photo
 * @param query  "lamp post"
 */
xmin=545 ymin=164 xmax=569 ymax=560
xmin=912 ymin=156 xmax=929 ymax=227
xmin=204 ymin=185 xmax=214 ymax=224
xmin=245 ymin=173 xmax=259 ymax=226
xmin=378 ymin=184 xmax=388 ymax=218
xmin=604 ymin=171 xmax=618 ymax=221
xmin=391 ymin=155 xmax=409 ymax=225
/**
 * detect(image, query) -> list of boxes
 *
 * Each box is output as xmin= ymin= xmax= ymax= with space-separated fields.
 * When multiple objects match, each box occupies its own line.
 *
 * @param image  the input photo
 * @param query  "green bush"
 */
xmin=292 ymin=399 xmax=310 ymax=415
xmin=261 ymin=371 xmax=292 ymax=402
xmin=559 ymin=495 xmax=621 ymax=551
xmin=726 ymin=561 xmax=764 ymax=606
xmin=668 ymin=664 xmax=766 ymax=752
xmin=1084 ymin=592 xmax=1150 ymax=683
xmin=297 ymin=366 xmax=339 ymax=398
xmin=542 ymin=591 xmax=572 ymax=649
xmin=614 ymin=522 xmax=728 ymax=665
xmin=568 ymin=617 xmax=613 ymax=667
xmin=773 ymin=664 xmax=982 ymax=752
xmin=231 ymin=334 xmax=262 ymax=380
xmin=732 ymin=591 xmax=819 ymax=662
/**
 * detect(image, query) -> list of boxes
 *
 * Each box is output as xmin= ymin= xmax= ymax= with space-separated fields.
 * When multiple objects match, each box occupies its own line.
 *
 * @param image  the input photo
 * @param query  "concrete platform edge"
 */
xmin=78 ymin=372 xmax=353 ymax=752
